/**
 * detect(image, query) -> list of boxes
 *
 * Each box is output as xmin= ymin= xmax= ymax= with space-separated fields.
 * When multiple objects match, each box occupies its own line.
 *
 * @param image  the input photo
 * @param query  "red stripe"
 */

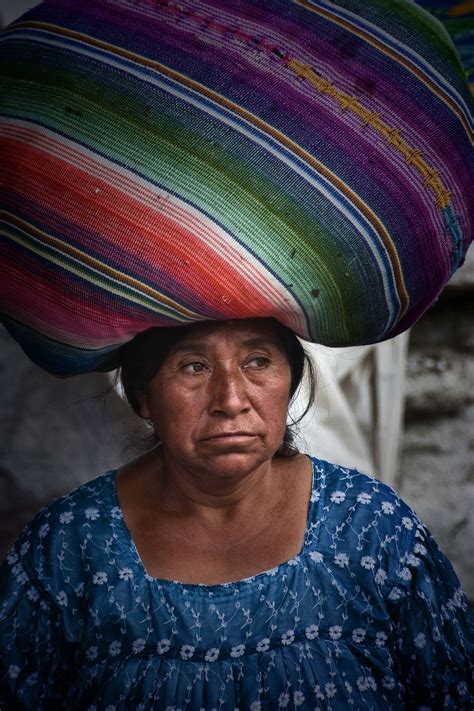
xmin=3 ymin=138 xmax=279 ymax=317
xmin=1 ymin=254 xmax=173 ymax=346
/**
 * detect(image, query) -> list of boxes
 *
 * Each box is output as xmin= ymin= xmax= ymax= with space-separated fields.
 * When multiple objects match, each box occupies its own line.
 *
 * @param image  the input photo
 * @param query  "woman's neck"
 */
xmin=116 ymin=450 xmax=312 ymax=584
xmin=145 ymin=447 xmax=285 ymax=525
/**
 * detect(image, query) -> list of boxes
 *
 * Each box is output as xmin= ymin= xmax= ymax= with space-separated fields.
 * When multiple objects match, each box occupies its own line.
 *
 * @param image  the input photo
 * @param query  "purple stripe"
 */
xmin=32 ymin=0 xmax=471 ymax=200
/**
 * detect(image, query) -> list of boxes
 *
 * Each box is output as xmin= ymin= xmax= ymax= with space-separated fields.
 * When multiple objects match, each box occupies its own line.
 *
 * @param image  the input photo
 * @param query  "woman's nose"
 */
xmin=209 ymin=368 xmax=251 ymax=416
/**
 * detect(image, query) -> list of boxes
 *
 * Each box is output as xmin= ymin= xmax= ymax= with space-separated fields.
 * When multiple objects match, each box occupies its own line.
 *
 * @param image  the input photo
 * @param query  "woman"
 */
xmin=1 ymin=316 xmax=473 ymax=708
xmin=1 ymin=0 xmax=473 ymax=706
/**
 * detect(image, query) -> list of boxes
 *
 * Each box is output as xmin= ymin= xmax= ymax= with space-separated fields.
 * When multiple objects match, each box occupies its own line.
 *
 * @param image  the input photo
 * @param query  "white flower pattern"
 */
xmin=59 ymin=511 xmax=74 ymax=524
xmin=329 ymin=625 xmax=342 ymax=640
xmin=86 ymin=646 xmax=98 ymax=661
xmin=361 ymin=556 xmax=375 ymax=570
xmin=108 ymin=640 xmax=121 ymax=657
xmin=230 ymin=644 xmax=245 ymax=658
xmin=56 ymin=591 xmax=68 ymax=607
xmin=293 ymin=691 xmax=305 ymax=706
xmin=180 ymin=644 xmax=195 ymax=660
xmin=352 ymin=627 xmax=366 ymax=643
xmin=85 ymin=507 xmax=100 ymax=521
xmin=256 ymin=638 xmax=270 ymax=652
xmin=92 ymin=571 xmax=108 ymax=585
xmin=157 ymin=639 xmax=171 ymax=655
xmin=305 ymin=624 xmax=319 ymax=640
xmin=132 ymin=638 xmax=146 ymax=654
xmin=281 ymin=629 xmax=295 ymax=645
xmin=204 ymin=647 xmax=219 ymax=662
xmin=325 ymin=682 xmax=337 ymax=698
xmin=8 ymin=665 xmax=20 ymax=679
xmin=334 ymin=552 xmax=349 ymax=568
xmin=38 ymin=523 xmax=50 ymax=538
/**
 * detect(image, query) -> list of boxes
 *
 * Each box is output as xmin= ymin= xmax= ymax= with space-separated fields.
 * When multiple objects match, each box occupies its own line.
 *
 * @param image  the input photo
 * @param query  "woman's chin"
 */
xmin=193 ymin=444 xmax=275 ymax=478
xmin=200 ymin=434 xmax=260 ymax=450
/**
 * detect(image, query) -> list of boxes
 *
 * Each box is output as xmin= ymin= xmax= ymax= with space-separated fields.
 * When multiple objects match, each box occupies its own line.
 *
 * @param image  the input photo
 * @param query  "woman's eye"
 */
xmin=182 ymin=361 xmax=208 ymax=374
xmin=245 ymin=356 xmax=270 ymax=369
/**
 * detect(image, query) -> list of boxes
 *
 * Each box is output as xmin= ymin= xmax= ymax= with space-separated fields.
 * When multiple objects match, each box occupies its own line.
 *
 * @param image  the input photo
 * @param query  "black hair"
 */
xmin=119 ymin=319 xmax=315 ymax=457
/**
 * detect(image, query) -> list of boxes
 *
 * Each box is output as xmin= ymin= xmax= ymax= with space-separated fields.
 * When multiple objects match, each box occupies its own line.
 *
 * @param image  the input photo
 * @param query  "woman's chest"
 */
xmin=129 ymin=504 xmax=308 ymax=585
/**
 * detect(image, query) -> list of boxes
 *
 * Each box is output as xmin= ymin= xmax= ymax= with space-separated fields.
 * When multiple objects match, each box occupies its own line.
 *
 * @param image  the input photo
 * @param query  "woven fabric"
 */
xmin=1 ymin=0 xmax=473 ymax=375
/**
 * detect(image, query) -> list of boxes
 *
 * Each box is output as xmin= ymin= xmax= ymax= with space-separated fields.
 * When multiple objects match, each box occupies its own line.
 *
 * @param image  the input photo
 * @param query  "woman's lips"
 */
xmin=201 ymin=432 xmax=257 ymax=444
xmin=205 ymin=432 xmax=255 ymax=438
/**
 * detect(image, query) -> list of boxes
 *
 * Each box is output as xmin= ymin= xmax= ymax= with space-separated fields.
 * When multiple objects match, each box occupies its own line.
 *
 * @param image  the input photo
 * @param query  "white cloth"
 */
xmin=0 ymin=0 xmax=42 ymax=29
xmin=290 ymin=333 xmax=409 ymax=485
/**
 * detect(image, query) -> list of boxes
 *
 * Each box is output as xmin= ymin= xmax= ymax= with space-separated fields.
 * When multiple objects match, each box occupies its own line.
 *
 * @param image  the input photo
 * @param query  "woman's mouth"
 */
xmin=205 ymin=432 xmax=256 ymax=440
xmin=201 ymin=432 xmax=258 ymax=445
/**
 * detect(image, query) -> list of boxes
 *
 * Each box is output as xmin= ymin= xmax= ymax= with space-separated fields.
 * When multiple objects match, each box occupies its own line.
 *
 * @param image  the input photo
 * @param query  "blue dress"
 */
xmin=1 ymin=457 xmax=473 ymax=709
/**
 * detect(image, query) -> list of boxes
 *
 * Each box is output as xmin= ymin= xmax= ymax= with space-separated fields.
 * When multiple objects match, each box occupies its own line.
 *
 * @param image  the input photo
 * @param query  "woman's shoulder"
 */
xmin=307 ymin=456 xmax=469 ymax=603
xmin=22 ymin=469 xmax=119 ymax=537
xmin=1 ymin=471 xmax=120 ymax=591
xmin=310 ymin=455 xmax=411 ymax=518
xmin=307 ymin=456 xmax=423 ymax=572
xmin=0 ymin=470 xmax=123 ymax=640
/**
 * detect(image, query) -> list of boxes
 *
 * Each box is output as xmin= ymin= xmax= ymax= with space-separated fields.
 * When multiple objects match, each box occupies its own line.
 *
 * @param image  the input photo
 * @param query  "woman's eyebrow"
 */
xmin=171 ymin=342 xmax=207 ymax=353
xmin=173 ymin=337 xmax=279 ymax=353
xmin=241 ymin=337 xmax=280 ymax=348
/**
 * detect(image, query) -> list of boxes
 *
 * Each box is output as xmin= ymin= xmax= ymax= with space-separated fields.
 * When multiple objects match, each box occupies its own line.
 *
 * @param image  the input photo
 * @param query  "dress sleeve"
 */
xmin=387 ymin=520 xmax=474 ymax=709
xmin=0 ymin=539 xmax=73 ymax=709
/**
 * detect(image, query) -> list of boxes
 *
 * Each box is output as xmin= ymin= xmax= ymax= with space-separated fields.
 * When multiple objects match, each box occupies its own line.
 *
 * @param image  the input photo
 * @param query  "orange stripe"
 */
xmin=447 ymin=1 xmax=474 ymax=17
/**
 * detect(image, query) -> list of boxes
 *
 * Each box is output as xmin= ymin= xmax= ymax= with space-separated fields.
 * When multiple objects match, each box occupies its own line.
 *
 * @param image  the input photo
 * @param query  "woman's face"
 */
xmin=139 ymin=319 xmax=292 ymax=478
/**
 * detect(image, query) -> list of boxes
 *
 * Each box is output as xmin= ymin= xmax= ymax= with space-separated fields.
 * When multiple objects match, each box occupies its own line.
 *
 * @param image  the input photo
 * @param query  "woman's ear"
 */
xmin=135 ymin=389 xmax=151 ymax=419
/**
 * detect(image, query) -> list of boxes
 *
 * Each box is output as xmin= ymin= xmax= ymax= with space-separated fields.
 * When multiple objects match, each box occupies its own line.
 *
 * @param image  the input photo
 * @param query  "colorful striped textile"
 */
xmin=1 ymin=0 xmax=473 ymax=375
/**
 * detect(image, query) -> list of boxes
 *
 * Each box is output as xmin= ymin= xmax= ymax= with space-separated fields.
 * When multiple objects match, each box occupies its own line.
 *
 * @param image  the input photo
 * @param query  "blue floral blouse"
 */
xmin=1 ymin=457 xmax=473 ymax=710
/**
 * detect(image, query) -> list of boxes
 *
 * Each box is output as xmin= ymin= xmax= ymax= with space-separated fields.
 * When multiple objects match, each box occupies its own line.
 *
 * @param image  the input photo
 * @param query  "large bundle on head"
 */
xmin=1 ymin=0 xmax=473 ymax=375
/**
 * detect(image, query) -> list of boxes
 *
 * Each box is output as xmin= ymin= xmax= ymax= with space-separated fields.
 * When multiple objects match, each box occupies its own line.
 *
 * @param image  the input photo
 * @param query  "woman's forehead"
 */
xmin=171 ymin=318 xmax=285 ymax=350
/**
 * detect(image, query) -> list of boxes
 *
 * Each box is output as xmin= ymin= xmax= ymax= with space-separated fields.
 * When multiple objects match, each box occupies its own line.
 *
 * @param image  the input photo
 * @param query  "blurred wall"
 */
xmin=0 ymin=0 xmax=41 ymax=29
xmin=396 ymin=247 xmax=474 ymax=601
xmin=0 ymin=329 xmax=144 ymax=560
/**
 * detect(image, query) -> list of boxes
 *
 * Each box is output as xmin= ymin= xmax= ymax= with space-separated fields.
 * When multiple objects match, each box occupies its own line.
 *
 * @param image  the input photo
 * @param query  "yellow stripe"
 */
xmin=294 ymin=0 xmax=473 ymax=144
xmin=447 ymin=1 xmax=474 ymax=17
xmin=288 ymin=59 xmax=452 ymax=208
